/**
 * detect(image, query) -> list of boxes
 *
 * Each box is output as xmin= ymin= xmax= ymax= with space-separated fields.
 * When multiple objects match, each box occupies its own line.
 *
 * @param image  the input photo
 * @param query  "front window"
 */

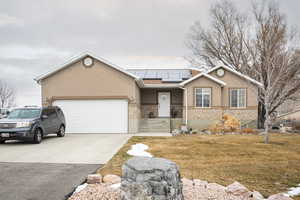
xmin=7 ymin=109 xmax=41 ymax=119
xmin=230 ymin=88 xmax=246 ymax=108
xmin=195 ymin=88 xmax=211 ymax=108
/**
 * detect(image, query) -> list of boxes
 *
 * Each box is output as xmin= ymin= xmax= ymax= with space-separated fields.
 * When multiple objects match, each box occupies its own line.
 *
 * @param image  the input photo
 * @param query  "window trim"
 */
xmin=194 ymin=87 xmax=212 ymax=108
xmin=229 ymin=88 xmax=247 ymax=109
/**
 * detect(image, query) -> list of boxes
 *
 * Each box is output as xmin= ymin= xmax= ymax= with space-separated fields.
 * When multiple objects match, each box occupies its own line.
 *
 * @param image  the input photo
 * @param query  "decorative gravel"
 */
xmin=68 ymin=183 xmax=120 ymax=200
xmin=68 ymin=181 xmax=261 ymax=200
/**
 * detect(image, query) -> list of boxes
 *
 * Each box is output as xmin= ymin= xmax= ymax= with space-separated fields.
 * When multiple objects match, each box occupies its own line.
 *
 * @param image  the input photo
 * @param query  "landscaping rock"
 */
xmin=250 ymin=191 xmax=265 ymax=200
xmin=268 ymin=193 xmax=293 ymax=200
xmin=226 ymin=181 xmax=250 ymax=196
xmin=207 ymin=183 xmax=226 ymax=191
xmin=172 ymin=129 xmax=181 ymax=136
xmin=69 ymin=183 xmax=120 ymax=200
xmin=103 ymin=174 xmax=121 ymax=184
xmin=121 ymin=157 xmax=183 ymax=200
xmin=69 ymin=176 xmax=293 ymax=200
xmin=193 ymin=179 xmax=208 ymax=187
xmin=182 ymin=178 xmax=193 ymax=187
xmin=87 ymin=174 xmax=102 ymax=184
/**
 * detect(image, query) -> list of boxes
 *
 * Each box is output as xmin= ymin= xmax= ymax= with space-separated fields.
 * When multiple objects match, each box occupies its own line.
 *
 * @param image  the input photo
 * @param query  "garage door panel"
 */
xmin=53 ymin=100 xmax=128 ymax=134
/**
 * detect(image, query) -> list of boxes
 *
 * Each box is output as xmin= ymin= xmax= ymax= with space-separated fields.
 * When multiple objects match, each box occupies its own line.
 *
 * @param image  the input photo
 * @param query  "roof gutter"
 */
xmin=135 ymin=78 xmax=145 ymax=88
xmin=141 ymin=83 xmax=181 ymax=88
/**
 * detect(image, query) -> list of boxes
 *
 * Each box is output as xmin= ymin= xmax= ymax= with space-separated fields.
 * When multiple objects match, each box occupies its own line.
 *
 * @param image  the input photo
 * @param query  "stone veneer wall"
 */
xmin=128 ymin=103 xmax=141 ymax=133
xmin=141 ymin=105 xmax=158 ymax=118
xmin=141 ymin=105 xmax=183 ymax=118
xmin=184 ymin=107 xmax=258 ymax=130
xmin=171 ymin=118 xmax=183 ymax=130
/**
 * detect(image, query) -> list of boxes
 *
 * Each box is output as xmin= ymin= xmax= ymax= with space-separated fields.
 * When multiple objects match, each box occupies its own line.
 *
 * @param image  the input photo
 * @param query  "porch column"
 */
xmin=181 ymin=87 xmax=188 ymax=125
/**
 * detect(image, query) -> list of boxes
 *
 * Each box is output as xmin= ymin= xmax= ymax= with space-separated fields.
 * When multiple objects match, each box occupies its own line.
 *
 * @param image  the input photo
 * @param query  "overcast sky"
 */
xmin=0 ymin=0 xmax=299 ymax=107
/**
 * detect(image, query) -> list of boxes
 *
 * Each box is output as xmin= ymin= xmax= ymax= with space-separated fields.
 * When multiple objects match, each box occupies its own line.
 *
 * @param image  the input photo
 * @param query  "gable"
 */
xmin=184 ymin=75 xmax=223 ymax=88
xmin=208 ymin=67 xmax=256 ymax=89
xmin=36 ymin=52 xmax=139 ymax=83
xmin=40 ymin=57 xmax=138 ymax=104
xmin=207 ymin=65 xmax=262 ymax=87
xmin=180 ymin=73 xmax=226 ymax=87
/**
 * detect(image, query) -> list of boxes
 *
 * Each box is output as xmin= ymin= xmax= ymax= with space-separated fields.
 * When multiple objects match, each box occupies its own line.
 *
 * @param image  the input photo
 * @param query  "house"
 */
xmin=277 ymin=94 xmax=300 ymax=116
xmin=275 ymin=93 xmax=300 ymax=130
xmin=35 ymin=52 xmax=262 ymax=134
xmin=276 ymin=109 xmax=300 ymax=130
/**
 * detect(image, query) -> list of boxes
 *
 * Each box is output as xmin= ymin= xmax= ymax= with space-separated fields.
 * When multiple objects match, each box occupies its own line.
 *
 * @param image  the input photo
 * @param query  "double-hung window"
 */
xmin=195 ymin=88 xmax=211 ymax=108
xmin=230 ymin=88 xmax=246 ymax=108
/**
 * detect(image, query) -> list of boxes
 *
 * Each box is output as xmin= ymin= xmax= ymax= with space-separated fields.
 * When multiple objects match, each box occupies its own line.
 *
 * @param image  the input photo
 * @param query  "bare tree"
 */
xmin=249 ymin=3 xmax=300 ymax=143
xmin=186 ymin=0 xmax=249 ymax=71
xmin=187 ymin=0 xmax=300 ymax=143
xmin=0 ymin=80 xmax=15 ymax=108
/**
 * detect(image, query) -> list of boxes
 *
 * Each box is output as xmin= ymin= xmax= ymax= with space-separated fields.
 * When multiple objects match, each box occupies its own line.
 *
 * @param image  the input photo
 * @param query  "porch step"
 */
xmin=139 ymin=118 xmax=171 ymax=133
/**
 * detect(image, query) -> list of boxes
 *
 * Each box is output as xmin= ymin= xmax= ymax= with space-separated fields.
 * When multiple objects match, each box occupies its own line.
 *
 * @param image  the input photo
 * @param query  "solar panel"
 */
xmin=144 ymin=70 xmax=157 ymax=79
xmin=127 ymin=69 xmax=192 ymax=81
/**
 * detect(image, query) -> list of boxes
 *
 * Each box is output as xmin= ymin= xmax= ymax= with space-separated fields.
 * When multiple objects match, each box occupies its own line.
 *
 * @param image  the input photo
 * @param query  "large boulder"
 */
xmin=121 ymin=157 xmax=183 ymax=200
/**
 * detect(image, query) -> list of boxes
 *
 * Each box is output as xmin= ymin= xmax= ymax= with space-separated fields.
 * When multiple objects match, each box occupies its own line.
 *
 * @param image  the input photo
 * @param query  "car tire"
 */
xmin=0 ymin=140 xmax=5 ymax=144
xmin=33 ymin=128 xmax=43 ymax=144
xmin=57 ymin=125 xmax=65 ymax=137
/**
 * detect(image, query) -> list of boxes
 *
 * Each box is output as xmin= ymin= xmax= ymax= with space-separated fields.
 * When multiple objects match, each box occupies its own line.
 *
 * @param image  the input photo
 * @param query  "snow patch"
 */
xmin=285 ymin=184 xmax=300 ymax=197
xmin=110 ymin=183 xmax=121 ymax=189
xmin=74 ymin=183 xmax=88 ymax=193
xmin=127 ymin=143 xmax=153 ymax=157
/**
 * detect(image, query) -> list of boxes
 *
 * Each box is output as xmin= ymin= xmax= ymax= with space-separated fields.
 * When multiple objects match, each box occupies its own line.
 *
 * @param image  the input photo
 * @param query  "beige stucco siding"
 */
xmin=209 ymin=68 xmax=258 ymax=107
xmin=41 ymin=58 xmax=137 ymax=105
xmin=134 ymin=83 xmax=141 ymax=105
xmin=40 ymin=57 xmax=140 ymax=133
xmin=184 ymin=76 xmax=222 ymax=107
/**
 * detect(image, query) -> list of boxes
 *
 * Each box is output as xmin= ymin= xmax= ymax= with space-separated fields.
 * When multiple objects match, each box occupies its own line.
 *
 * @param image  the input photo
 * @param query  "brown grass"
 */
xmin=98 ymin=134 xmax=300 ymax=198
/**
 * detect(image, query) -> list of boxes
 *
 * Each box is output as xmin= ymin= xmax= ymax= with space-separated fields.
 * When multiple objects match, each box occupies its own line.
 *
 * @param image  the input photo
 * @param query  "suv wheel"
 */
xmin=0 ymin=140 xmax=5 ymax=144
xmin=57 ymin=126 xmax=65 ymax=137
xmin=33 ymin=129 xmax=43 ymax=144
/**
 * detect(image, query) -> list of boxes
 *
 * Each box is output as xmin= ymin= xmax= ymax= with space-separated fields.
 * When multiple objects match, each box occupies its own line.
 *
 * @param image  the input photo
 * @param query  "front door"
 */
xmin=158 ymin=92 xmax=171 ymax=117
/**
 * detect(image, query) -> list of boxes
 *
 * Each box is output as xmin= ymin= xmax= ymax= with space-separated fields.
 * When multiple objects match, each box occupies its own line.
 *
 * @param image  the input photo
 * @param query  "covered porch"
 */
xmin=139 ymin=87 xmax=184 ymax=132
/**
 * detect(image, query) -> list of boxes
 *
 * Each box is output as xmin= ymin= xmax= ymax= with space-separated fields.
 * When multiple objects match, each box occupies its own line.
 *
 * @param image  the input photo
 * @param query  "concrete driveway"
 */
xmin=0 ymin=134 xmax=131 ymax=164
xmin=0 ymin=134 xmax=131 ymax=200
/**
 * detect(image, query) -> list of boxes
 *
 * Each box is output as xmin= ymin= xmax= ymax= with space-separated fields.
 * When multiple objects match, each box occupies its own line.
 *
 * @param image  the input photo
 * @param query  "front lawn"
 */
xmin=98 ymin=134 xmax=300 ymax=198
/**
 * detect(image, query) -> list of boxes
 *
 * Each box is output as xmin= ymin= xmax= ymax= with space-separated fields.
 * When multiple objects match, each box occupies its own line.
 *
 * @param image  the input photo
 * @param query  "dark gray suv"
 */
xmin=0 ymin=106 xmax=66 ymax=144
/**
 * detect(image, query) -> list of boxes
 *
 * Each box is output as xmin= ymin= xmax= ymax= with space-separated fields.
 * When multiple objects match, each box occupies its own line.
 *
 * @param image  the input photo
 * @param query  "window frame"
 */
xmin=194 ymin=87 xmax=212 ymax=108
xmin=229 ymin=88 xmax=247 ymax=109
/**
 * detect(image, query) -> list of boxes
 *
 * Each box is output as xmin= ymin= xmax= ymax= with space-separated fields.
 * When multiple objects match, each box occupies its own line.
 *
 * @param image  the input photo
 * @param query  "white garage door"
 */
xmin=53 ymin=99 xmax=128 ymax=134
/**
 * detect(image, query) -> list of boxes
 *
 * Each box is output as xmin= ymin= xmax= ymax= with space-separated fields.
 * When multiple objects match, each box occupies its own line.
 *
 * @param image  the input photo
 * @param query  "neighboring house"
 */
xmin=276 ymin=109 xmax=300 ymax=130
xmin=277 ymin=95 xmax=300 ymax=116
xmin=275 ymin=94 xmax=300 ymax=129
xmin=35 ymin=52 xmax=262 ymax=134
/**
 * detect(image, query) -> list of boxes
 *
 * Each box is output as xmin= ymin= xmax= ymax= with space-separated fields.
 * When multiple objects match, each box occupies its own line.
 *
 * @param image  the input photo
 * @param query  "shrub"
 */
xmin=209 ymin=114 xmax=241 ymax=134
xmin=241 ymin=128 xmax=257 ymax=134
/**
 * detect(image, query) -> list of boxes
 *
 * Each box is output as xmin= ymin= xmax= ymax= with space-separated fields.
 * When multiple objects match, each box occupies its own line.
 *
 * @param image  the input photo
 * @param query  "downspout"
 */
xmin=179 ymin=87 xmax=188 ymax=125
